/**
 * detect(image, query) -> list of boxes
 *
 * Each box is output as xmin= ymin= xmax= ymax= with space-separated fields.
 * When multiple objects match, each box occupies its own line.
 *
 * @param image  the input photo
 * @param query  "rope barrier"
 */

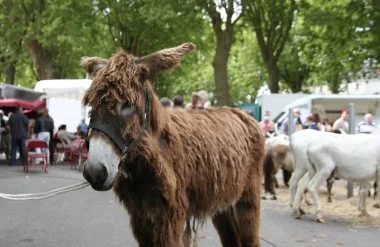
xmin=0 ymin=181 xmax=90 ymax=200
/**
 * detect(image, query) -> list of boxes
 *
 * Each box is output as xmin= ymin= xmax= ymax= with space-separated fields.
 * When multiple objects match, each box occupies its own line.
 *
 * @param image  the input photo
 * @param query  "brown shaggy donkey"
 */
xmin=81 ymin=43 xmax=265 ymax=247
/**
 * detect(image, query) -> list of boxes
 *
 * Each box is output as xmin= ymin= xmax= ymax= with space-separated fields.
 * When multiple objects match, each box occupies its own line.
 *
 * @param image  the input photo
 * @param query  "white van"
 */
xmin=274 ymin=94 xmax=380 ymax=134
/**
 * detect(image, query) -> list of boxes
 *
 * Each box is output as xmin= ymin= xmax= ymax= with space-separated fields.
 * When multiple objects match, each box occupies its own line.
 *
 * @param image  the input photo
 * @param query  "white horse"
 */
xmin=289 ymin=129 xmax=380 ymax=223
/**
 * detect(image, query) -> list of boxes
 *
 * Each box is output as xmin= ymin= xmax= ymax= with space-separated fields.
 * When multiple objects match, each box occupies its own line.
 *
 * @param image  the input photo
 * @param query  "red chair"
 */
xmin=78 ymin=141 xmax=88 ymax=172
xmin=25 ymin=139 xmax=49 ymax=173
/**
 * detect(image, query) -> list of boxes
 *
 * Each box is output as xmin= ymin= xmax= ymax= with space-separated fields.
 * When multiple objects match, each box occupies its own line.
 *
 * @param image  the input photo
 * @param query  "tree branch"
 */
xmin=205 ymin=0 xmax=222 ymax=33
xmin=274 ymin=0 xmax=296 ymax=60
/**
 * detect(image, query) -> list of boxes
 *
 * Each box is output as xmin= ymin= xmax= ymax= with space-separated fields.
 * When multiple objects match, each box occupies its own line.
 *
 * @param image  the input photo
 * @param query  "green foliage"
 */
xmin=297 ymin=0 xmax=378 ymax=93
xmin=1 ymin=0 xmax=380 ymax=102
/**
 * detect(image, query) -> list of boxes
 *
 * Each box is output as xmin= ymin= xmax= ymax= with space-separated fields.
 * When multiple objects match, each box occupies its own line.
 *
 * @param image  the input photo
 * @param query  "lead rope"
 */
xmin=0 ymin=181 xmax=89 ymax=200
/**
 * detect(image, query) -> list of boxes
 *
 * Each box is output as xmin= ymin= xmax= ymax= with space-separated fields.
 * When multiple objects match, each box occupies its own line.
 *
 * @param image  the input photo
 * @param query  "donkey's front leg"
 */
xmin=153 ymin=212 xmax=186 ymax=247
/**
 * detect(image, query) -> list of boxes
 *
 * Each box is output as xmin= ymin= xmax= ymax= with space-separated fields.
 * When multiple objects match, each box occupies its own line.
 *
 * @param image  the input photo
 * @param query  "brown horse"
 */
xmin=81 ymin=43 xmax=265 ymax=247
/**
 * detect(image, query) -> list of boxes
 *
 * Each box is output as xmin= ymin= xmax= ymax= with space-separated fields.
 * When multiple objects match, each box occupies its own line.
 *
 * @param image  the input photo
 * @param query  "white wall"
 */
xmin=46 ymin=98 xmax=90 ymax=133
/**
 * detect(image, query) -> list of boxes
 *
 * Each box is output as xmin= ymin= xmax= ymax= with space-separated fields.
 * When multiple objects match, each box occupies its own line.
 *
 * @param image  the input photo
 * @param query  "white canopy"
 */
xmin=34 ymin=79 xmax=92 ymax=100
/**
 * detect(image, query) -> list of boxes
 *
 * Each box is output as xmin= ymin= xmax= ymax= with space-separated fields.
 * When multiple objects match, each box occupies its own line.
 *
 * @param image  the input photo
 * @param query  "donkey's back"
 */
xmin=168 ymin=107 xmax=264 ymax=217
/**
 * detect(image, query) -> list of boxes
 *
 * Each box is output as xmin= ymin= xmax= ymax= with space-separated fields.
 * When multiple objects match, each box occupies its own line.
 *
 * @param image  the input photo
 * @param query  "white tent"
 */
xmin=34 ymin=79 xmax=92 ymax=132
xmin=34 ymin=79 xmax=92 ymax=100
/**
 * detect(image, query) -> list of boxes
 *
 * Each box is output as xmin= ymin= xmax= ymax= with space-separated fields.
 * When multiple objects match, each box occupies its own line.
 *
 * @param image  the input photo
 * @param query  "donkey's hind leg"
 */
xmin=212 ymin=207 xmax=241 ymax=247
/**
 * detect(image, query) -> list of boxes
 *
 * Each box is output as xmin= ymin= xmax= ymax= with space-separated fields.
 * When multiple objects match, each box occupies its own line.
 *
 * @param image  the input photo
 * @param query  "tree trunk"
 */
xmin=290 ymin=80 xmax=303 ymax=93
xmin=266 ymin=60 xmax=281 ymax=93
xmin=212 ymin=30 xmax=233 ymax=106
xmin=24 ymin=40 xmax=61 ymax=80
xmin=4 ymin=62 xmax=16 ymax=84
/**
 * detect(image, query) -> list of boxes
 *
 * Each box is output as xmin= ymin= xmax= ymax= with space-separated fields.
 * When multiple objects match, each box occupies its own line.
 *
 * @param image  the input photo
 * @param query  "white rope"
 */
xmin=0 ymin=181 xmax=90 ymax=200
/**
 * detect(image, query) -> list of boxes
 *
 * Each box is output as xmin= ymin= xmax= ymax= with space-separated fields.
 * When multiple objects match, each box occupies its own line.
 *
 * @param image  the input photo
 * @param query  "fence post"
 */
xmin=287 ymin=108 xmax=295 ymax=136
xmin=347 ymin=103 xmax=355 ymax=198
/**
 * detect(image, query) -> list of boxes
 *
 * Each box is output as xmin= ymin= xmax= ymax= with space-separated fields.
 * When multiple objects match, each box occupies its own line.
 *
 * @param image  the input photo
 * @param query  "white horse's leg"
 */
xmin=293 ymin=172 xmax=311 ymax=219
xmin=289 ymin=168 xmax=307 ymax=208
xmin=358 ymin=182 xmax=370 ymax=216
xmin=307 ymin=166 xmax=333 ymax=223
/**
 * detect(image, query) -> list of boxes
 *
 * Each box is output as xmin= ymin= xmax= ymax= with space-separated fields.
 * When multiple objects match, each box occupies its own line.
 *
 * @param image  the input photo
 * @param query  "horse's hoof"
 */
xmin=299 ymin=208 xmax=306 ymax=215
xmin=294 ymin=209 xmax=303 ymax=219
xmin=316 ymin=218 xmax=325 ymax=223
xmin=261 ymin=196 xmax=268 ymax=200
xmin=373 ymin=203 xmax=380 ymax=209
xmin=295 ymin=214 xmax=303 ymax=219
xmin=328 ymin=198 xmax=332 ymax=203
xmin=359 ymin=211 xmax=370 ymax=217
xmin=271 ymin=195 xmax=277 ymax=200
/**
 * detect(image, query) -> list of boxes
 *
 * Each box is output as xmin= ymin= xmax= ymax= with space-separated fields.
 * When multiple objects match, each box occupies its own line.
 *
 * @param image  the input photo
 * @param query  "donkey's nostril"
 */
xmin=83 ymin=164 xmax=108 ymax=191
xmin=102 ymin=166 xmax=108 ymax=180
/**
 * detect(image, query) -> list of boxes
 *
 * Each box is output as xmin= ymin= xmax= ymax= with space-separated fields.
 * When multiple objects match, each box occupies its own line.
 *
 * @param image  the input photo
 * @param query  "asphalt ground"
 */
xmin=0 ymin=162 xmax=379 ymax=247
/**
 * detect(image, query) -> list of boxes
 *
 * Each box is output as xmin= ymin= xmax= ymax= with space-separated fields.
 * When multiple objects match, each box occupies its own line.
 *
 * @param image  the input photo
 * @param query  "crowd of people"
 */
xmin=159 ymin=90 xmax=211 ymax=110
xmin=259 ymin=108 xmax=377 ymax=138
xmin=160 ymin=91 xmax=378 ymax=139
xmin=0 ymin=106 xmax=88 ymax=169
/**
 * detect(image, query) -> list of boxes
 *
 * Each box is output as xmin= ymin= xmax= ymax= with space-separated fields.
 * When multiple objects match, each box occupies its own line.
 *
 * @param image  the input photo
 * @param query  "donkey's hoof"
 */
xmin=271 ymin=195 xmax=277 ymax=200
xmin=328 ymin=198 xmax=332 ymax=203
xmin=373 ymin=203 xmax=380 ymax=209
xmin=299 ymin=208 xmax=306 ymax=215
xmin=316 ymin=218 xmax=325 ymax=223
xmin=261 ymin=196 xmax=268 ymax=200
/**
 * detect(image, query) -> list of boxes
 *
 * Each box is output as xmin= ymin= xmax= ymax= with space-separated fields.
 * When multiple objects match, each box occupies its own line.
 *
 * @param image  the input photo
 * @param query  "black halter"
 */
xmin=86 ymin=84 xmax=151 ymax=159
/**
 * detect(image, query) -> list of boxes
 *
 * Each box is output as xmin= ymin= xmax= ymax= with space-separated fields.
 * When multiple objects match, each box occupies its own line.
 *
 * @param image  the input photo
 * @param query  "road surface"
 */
xmin=0 ymin=163 xmax=379 ymax=247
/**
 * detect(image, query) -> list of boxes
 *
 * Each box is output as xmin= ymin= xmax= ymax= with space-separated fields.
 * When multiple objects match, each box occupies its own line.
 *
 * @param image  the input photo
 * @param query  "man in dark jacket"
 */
xmin=34 ymin=108 xmax=54 ymax=164
xmin=7 ymin=106 xmax=29 ymax=168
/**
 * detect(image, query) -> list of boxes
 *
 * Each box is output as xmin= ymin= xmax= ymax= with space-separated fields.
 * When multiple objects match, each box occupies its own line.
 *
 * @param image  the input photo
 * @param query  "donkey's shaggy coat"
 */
xmin=81 ymin=43 xmax=264 ymax=247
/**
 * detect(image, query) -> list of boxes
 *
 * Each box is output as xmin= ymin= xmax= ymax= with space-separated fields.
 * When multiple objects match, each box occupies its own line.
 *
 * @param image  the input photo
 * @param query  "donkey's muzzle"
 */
xmin=83 ymin=163 xmax=108 ymax=191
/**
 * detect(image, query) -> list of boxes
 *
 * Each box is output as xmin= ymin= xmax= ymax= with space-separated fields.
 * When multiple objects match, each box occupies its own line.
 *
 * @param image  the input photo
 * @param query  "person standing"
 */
xmin=259 ymin=111 xmax=275 ymax=136
xmin=172 ymin=95 xmax=184 ymax=109
xmin=7 ymin=106 xmax=29 ymax=168
xmin=356 ymin=113 xmax=376 ymax=134
xmin=78 ymin=119 xmax=88 ymax=133
xmin=332 ymin=109 xmax=349 ymax=134
xmin=160 ymin=97 xmax=172 ymax=108
xmin=281 ymin=108 xmax=303 ymax=135
xmin=34 ymin=108 xmax=54 ymax=163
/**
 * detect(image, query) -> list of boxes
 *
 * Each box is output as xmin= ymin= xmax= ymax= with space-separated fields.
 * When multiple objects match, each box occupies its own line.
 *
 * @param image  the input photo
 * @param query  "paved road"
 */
xmin=0 ymin=163 xmax=379 ymax=247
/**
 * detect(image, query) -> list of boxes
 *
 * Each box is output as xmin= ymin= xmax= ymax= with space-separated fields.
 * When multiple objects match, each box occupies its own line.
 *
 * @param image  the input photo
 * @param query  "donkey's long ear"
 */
xmin=135 ymin=43 xmax=196 ymax=75
xmin=80 ymin=56 xmax=109 ymax=77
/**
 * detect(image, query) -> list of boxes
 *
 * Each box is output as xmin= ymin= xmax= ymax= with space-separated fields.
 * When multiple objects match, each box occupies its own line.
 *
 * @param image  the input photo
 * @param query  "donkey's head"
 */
xmin=81 ymin=43 xmax=195 ymax=191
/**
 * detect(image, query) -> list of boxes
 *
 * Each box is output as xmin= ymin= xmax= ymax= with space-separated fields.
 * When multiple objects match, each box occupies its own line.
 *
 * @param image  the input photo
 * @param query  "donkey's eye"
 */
xmin=118 ymin=102 xmax=136 ymax=117
xmin=121 ymin=102 xmax=132 ymax=109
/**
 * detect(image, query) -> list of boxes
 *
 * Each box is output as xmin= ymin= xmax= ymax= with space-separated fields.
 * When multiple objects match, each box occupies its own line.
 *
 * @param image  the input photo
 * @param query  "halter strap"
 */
xmin=86 ymin=84 xmax=151 ymax=163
